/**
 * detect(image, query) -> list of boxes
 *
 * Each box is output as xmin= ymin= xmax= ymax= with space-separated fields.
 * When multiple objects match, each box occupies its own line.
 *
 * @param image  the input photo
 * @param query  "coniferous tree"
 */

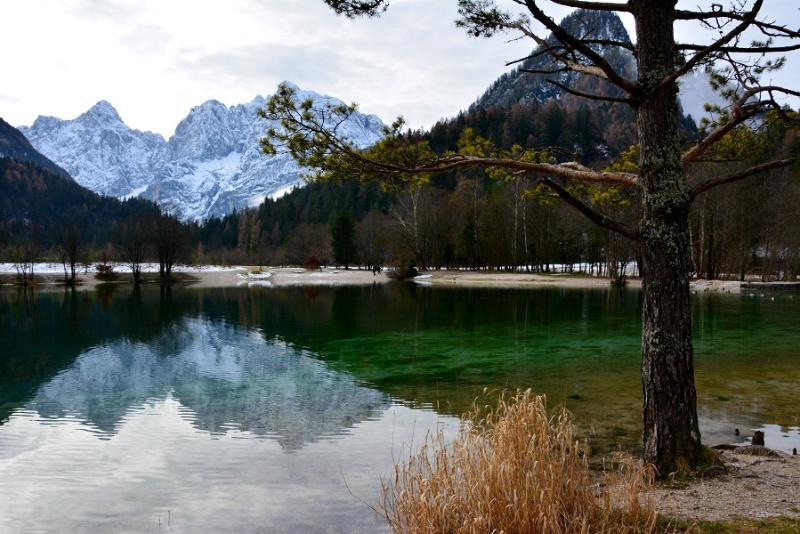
xmin=331 ymin=210 xmax=358 ymax=269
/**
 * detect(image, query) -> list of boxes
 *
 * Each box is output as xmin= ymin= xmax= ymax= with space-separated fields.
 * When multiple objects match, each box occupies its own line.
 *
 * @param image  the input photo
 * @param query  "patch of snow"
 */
xmin=0 ymin=263 xmax=244 ymax=274
xmin=268 ymin=181 xmax=301 ymax=200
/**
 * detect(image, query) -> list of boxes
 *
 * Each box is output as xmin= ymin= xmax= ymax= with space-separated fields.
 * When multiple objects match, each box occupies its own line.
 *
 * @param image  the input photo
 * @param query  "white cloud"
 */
xmin=1 ymin=0 xmax=798 ymax=137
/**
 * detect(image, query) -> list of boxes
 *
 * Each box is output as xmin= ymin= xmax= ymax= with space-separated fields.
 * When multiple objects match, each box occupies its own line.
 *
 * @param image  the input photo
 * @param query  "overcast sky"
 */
xmin=2 ymin=0 xmax=798 ymax=137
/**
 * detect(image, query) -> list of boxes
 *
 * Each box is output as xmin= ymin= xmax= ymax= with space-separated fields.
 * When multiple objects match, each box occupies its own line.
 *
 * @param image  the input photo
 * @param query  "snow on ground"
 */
xmin=0 ymin=263 xmax=244 ymax=274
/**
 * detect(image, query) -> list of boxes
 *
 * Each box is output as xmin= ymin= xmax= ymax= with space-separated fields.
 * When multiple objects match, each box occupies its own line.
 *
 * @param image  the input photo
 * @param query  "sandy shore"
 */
xmin=0 ymin=267 xmax=638 ymax=290
xmin=193 ymin=267 xmax=393 ymax=288
xmin=418 ymin=270 xmax=641 ymax=288
xmin=2 ymin=263 xmax=797 ymax=292
xmin=0 ymin=265 xmax=392 ymax=290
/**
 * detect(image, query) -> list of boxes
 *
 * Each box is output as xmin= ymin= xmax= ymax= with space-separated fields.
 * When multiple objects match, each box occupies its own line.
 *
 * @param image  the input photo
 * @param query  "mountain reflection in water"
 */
xmin=1 ymin=284 xmax=800 ymax=531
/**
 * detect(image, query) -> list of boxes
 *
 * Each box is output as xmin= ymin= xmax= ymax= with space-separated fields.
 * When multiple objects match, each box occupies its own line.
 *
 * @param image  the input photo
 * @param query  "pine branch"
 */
xmin=544 ymin=79 xmax=632 ymax=104
xmin=691 ymin=159 xmax=794 ymax=196
xmin=323 ymin=0 xmax=387 ymax=17
xmin=683 ymin=86 xmax=800 ymax=165
xmin=658 ymin=0 xmax=765 ymax=93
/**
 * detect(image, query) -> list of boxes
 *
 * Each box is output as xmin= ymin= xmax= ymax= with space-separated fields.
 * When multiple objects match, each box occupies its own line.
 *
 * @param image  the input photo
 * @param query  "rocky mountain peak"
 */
xmin=558 ymin=9 xmax=631 ymax=46
xmin=474 ymin=9 xmax=634 ymax=110
xmin=81 ymin=100 xmax=124 ymax=125
xmin=20 ymin=82 xmax=385 ymax=221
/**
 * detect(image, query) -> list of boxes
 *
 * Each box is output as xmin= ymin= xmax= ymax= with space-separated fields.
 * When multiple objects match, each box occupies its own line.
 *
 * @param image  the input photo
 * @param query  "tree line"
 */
xmin=4 ymin=113 xmax=798 ymax=285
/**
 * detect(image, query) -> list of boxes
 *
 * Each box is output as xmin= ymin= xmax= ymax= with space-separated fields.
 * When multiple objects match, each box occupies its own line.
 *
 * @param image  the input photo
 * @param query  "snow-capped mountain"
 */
xmin=20 ymin=101 xmax=164 ymax=199
xmin=20 ymin=83 xmax=385 ymax=221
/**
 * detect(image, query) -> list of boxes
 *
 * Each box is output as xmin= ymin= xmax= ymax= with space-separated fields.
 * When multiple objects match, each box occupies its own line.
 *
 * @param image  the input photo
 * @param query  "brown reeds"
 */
xmin=381 ymin=389 xmax=656 ymax=533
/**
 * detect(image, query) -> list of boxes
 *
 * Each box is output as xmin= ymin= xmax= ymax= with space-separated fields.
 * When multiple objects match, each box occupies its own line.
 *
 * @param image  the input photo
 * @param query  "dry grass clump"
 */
xmin=381 ymin=389 xmax=656 ymax=533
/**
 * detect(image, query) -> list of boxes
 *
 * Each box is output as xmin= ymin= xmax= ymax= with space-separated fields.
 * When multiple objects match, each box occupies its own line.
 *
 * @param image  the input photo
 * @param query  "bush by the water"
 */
xmin=95 ymin=263 xmax=118 ymax=282
xmin=381 ymin=389 xmax=656 ymax=533
xmin=387 ymin=261 xmax=418 ymax=280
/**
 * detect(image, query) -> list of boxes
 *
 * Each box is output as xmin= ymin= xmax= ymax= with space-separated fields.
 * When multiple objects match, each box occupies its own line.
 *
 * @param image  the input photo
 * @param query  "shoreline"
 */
xmin=1 ymin=264 xmax=796 ymax=292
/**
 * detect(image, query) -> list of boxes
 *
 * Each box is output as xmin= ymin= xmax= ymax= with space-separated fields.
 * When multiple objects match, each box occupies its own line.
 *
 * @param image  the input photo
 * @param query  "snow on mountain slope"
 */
xmin=20 ymin=84 xmax=384 ymax=221
xmin=20 ymin=101 xmax=164 ymax=198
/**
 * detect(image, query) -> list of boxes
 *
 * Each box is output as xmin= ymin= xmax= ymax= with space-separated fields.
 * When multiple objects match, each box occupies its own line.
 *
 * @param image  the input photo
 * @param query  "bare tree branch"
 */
xmin=544 ymin=78 xmax=633 ymax=103
xmin=538 ymin=177 xmax=641 ymax=240
xmin=678 ymin=43 xmax=800 ymax=54
xmin=691 ymin=158 xmax=794 ymax=195
xmin=675 ymin=7 xmax=800 ymax=40
xmin=658 ymin=0 xmax=765 ymax=93
xmin=548 ymin=0 xmax=631 ymax=12
xmin=506 ymin=37 xmax=635 ymax=67
xmin=519 ymin=0 xmax=638 ymax=93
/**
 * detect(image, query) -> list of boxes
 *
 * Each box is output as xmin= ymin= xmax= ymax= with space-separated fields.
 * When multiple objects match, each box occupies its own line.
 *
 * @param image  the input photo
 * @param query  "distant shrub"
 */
xmin=387 ymin=261 xmax=418 ymax=280
xmin=95 ymin=263 xmax=117 ymax=281
xmin=381 ymin=389 xmax=656 ymax=533
xmin=304 ymin=255 xmax=322 ymax=270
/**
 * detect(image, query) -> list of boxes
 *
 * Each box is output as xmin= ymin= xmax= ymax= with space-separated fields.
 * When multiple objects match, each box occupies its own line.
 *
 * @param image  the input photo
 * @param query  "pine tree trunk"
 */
xmin=634 ymin=0 xmax=703 ymax=474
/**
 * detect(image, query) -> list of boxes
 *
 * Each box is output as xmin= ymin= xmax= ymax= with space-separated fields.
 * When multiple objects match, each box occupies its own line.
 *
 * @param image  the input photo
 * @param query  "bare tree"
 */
xmin=12 ymin=239 xmax=38 ymax=286
xmin=57 ymin=226 xmax=81 ymax=285
xmin=356 ymin=210 xmax=391 ymax=271
xmin=153 ymin=214 xmax=185 ymax=280
xmin=286 ymin=223 xmax=332 ymax=266
xmin=263 ymin=0 xmax=800 ymax=474
xmin=122 ymin=216 xmax=149 ymax=284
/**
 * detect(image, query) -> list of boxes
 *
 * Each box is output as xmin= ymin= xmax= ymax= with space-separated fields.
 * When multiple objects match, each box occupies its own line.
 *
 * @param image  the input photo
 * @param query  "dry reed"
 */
xmin=381 ymin=389 xmax=656 ymax=533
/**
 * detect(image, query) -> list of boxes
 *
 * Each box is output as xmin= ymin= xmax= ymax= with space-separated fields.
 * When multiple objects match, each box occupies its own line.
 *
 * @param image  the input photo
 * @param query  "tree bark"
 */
xmin=633 ymin=0 xmax=703 ymax=474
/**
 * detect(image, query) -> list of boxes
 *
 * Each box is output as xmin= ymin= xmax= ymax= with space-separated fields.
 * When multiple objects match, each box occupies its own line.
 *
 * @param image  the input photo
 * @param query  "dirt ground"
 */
xmin=655 ymin=449 xmax=800 ymax=522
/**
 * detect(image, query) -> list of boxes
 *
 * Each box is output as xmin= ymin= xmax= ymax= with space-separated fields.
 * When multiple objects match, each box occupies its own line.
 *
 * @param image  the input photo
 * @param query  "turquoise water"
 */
xmin=0 ymin=284 xmax=798 ymax=531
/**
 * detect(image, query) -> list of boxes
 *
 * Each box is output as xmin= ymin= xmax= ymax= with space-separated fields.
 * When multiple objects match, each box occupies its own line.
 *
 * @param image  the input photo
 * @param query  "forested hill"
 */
xmin=0 ymin=157 xmax=160 ymax=249
xmin=0 ymin=118 xmax=68 ymax=177
xmin=474 ymin=10 xmax=633 ymax=110
xmin=420 ymin=9 xmax=697 ymax=162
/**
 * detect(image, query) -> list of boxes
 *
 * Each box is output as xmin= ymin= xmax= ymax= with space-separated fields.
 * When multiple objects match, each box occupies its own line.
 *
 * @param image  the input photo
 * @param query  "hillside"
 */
xmin=0 ymin=157 xmax=160 ymax=249
xmin=0 ymin=118 xmax=68 ymax=177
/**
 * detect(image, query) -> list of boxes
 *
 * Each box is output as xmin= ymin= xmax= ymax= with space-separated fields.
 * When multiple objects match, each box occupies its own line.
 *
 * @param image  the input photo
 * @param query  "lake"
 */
xmin=1 ymin=284 xmax=799 ymax=532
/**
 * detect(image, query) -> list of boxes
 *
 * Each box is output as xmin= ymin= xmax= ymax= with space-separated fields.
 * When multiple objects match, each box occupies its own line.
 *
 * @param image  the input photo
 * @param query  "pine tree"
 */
xmin=266 ymin=0 xmax=800 ymax=475
xmin=331 ymin=210 xmax=357 ymax=269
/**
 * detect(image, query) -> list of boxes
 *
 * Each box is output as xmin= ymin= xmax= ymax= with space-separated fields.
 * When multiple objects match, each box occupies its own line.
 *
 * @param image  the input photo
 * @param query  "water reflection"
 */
xmin=1 ymin=284 xmax=799 ymax=531
xmin=25 ymin=316 xmax=388 ymax=448
xmin=0 ymin=288 xmax=456 ymax=532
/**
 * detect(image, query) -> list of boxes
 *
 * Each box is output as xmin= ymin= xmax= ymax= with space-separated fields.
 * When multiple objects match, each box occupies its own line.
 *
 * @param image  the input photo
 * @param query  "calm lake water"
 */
xmin=1 ymin=283 xmax=799 ymax=532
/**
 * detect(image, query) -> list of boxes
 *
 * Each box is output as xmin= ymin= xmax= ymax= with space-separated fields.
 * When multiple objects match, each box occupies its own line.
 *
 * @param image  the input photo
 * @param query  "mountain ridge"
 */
xmin=0 ymin=118 xmax=70 ymax=177
xmin=20 ymin=84 xmax=385 ymax=221
xmin=472 ymin=9 xmax=719 ymax=122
